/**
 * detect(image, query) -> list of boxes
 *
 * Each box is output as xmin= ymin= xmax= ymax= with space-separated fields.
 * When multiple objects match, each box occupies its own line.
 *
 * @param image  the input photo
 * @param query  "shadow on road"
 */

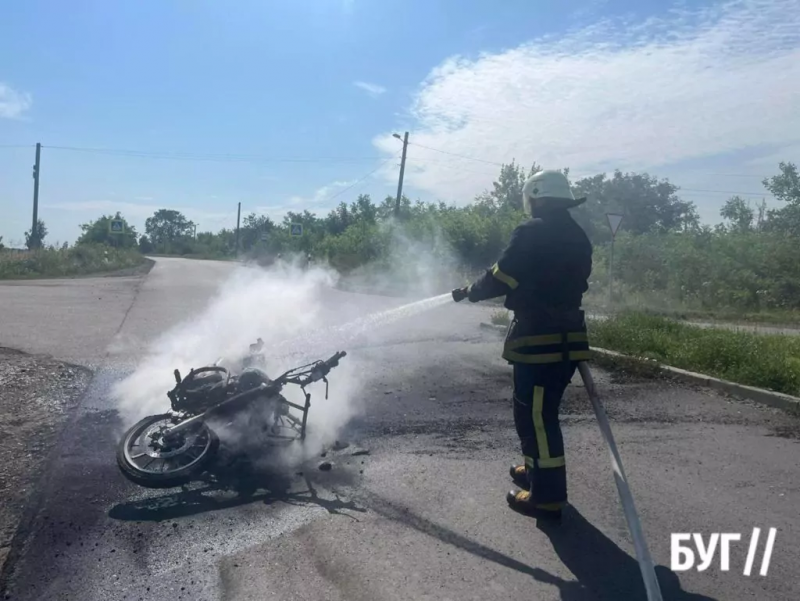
xmin=538 ymin=505 xmax=719 ymax=601
xmin=367 ymin=492 xmax=717 ymax=601
xmin=108 ymin=458 xmax=367 ymax=523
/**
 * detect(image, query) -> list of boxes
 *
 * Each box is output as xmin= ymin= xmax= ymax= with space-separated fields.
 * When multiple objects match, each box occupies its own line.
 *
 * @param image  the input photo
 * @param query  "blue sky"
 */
xmin=1 ymin=0 xmax=798 ymax=246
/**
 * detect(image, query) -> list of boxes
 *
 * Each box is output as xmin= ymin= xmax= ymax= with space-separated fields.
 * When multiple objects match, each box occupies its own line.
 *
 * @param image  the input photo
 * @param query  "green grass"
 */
xmin=0 ymin=245 xmax=147 ymax=279
xmin=587 ymin=311 xmax=800 ymax=396
xmin=583 ymin=286 xmax=800 ymax=327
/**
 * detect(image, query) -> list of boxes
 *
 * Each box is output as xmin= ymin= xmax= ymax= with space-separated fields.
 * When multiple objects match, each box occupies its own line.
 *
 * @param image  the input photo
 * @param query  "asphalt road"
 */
xmin=1 ymin=257 xmax=799 ymax=601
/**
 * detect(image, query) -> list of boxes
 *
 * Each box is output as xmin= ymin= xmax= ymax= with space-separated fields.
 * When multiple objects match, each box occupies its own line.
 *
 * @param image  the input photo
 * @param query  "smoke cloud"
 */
xmin=111 ymin=221 xmax=464 ymax=468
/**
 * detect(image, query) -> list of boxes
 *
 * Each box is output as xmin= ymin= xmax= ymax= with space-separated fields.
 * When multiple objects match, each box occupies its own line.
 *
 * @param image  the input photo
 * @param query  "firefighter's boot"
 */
xmin=509 ymin=464 xmax=528 ymax=488
xmin=506 ymin=489 xmax=563 ymax=522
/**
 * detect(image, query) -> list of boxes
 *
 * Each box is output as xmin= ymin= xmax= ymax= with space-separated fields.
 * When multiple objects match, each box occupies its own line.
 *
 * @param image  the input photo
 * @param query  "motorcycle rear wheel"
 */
xmin=116 ymin=413 xmax=219 ymax=488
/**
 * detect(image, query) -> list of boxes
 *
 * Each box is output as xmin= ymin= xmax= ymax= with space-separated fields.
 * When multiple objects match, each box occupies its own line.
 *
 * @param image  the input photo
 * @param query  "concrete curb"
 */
xmin=478 ymin=322 xmax=800 ymax=414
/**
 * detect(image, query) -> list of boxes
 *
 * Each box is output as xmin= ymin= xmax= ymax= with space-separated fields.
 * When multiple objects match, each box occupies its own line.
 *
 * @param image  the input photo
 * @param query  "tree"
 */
xmin=77 ymin=212 xmax=138 ymax=248
xmin=25 ymin=219 xmax=47 ymax=249
xmin=571 ymin=170 xmax=699 ymax=244
xmin=0 ymin=236 xmax=4 ymax=251
xmin=762 ymin=162 xmax=800 ymax=235
xmin=138 ymin=235 xmax=154 ymax=253
xmin=720 ymin=196 xmax=755 ymax=232
xmin=240 ymin=212 xmax=276 ymax=251
xmin=763 ymin=162 xmax=800 ymax=205
xmin=144 ymin=209 xmax=195 ymax=247
xmin=480 ymin=160 xmax=542 ymax=212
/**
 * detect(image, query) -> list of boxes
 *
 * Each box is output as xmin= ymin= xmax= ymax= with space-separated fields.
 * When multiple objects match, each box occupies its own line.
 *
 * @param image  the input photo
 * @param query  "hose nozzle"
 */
xmin=451 ymin=287 xmax=468 ymax=303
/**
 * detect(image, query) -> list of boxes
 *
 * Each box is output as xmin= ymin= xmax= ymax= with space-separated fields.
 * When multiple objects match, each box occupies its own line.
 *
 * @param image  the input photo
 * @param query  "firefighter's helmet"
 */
xmin=522 ymin=170 xmax=586 ymax=216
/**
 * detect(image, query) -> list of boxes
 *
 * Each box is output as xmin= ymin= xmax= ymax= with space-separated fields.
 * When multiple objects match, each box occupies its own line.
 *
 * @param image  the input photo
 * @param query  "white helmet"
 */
xmin=522 ymin=169 xmax=585 ymax=216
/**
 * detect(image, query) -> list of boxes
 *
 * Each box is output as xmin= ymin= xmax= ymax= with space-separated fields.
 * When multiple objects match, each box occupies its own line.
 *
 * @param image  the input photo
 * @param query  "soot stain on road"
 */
xmin=0 ymin=348 xmax=92 ymax=579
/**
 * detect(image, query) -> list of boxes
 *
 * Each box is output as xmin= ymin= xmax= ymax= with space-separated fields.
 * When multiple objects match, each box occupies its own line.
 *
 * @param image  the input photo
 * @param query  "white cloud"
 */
xmin=354 ymin=81 xmax=387 ymax=98
xmin=0 ymin=83 xmax=32 ymax=119
xmin=373 ymin=0 xmax=800 ymax=206
xmin=275 ymin=179 xmax=357 ymax=211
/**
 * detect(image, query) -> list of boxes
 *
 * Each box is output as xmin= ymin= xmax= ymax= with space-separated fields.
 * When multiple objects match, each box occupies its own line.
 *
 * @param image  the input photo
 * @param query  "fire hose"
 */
xmin=452 ymin=287 xmax=663 ymax=599
xmin=578 ymin=361 xmax=663 ymax=601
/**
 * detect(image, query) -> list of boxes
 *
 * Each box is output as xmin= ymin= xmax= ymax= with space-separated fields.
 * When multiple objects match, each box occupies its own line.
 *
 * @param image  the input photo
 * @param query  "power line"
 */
xmin=406 ymin=141 xmax=504 ymax=166
xmin=42 ymin=145 xmax=386 ymax=164
xmin=322 ymin=154 xmax=401 ymax=204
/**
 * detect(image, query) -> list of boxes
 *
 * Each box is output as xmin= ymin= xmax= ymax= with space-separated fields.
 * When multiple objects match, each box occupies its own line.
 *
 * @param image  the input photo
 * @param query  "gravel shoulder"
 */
xmin=0 ymin=348 xmax=92 ymax=573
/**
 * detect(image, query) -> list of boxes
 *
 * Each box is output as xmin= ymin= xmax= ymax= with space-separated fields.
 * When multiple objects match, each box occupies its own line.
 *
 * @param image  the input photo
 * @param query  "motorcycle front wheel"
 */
xmin=116 ymin=413 xmax=219 ymax=488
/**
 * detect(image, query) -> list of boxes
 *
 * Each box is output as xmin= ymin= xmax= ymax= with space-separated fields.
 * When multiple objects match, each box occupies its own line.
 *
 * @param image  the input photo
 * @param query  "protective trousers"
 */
xmin=512 ymin=360 xmax=577 ymax=507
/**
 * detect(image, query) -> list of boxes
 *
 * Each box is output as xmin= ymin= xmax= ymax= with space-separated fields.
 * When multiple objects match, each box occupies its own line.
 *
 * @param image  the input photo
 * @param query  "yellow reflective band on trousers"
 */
xmin=491 ymin=263 xmax=518 ymax=289
xmin=503 ymin=349 xmax=593 ymax=364
xmin=533 ymin=386 xmax=549 ymax=461
xmin=532 ymin=386 xmax=566 ymax=469
xmin=505 ymin=332 xmax=588 ymax=349
xmin=502 ymin=330 xmax=592 ymax=364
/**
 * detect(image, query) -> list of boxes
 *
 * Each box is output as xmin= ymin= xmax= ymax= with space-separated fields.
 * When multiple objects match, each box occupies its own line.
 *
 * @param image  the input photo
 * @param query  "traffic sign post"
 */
xmin=290 ymin=223 xmax=303 ymax=237
xmin=109 ymin=219 xmax=125 ymax=234
xmin=606 ymin=213 xmax=624 ymax=310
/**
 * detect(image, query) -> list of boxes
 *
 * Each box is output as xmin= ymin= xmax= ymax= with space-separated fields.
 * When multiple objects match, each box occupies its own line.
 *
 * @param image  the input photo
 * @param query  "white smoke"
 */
xmin=111 ymin=260 xmax=349 ymax=436
xmin=111 ymin=220 xmax=468 ymax=468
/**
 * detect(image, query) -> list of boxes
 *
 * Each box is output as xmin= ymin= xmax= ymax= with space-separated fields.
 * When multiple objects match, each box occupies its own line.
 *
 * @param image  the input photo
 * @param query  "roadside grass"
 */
xmin=587 ymin=311 xmax=800 ymax=396
xmin=583 ymin=286 xmax=800 ymax=327
xmin=0 ymin=245 xmax=147 ymax=279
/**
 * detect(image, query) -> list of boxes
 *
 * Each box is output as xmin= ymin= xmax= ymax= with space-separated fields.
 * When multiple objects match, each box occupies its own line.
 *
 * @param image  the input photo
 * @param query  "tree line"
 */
xmin=6 ymin=160 xmax=799 ymax=313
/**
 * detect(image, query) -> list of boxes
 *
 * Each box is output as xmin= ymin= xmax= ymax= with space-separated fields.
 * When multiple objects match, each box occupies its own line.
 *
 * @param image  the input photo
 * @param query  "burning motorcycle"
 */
xmin=116 ymin=339 xmax=347 ymax=488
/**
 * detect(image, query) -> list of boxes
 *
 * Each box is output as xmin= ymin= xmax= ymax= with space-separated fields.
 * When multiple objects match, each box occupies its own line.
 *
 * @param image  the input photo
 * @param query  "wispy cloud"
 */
xmin=285 ymin=180 xmax=357 ymax=208
xmin=354 ymin=81 xmax=387 ymax=98
xmin=373 ymin=0 xmax=800 ymax=205
xmin=0 ymin=83 xmax=32 ymax=119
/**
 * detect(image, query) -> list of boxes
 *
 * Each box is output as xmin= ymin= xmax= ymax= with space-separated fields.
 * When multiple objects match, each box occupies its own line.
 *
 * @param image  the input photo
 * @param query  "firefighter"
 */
xmin=452 ymin=169 xmax=593 ymax=521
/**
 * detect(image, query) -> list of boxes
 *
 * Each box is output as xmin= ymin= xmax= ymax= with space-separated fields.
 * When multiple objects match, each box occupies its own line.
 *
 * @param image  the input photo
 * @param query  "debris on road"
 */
xmin=318 ymin=461 xmax=332 ymax=471
xmin=351 ymin=448 xmax=370 ymax=457
xmin=0 ymin=348 xmax=91 ymax=573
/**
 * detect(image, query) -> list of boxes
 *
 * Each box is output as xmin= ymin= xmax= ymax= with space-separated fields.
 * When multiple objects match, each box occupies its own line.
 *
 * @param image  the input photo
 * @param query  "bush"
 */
xmin=0 ymin=245 xmax=146 ymax=279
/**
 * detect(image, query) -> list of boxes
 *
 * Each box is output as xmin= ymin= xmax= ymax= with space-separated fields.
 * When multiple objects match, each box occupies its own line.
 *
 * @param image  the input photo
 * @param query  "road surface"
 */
xmin=1 ymin=257 xmax=798 ymax=601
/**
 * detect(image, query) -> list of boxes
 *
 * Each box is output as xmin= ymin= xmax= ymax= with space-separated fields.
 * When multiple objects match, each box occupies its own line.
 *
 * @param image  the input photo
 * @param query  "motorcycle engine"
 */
xmin=171 ymin=370 xmax=229 ymax=413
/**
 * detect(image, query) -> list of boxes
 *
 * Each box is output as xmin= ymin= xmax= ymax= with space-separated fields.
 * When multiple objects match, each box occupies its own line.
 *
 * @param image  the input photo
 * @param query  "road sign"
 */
xmin=260 ymin=232 xmax=268 ymax=242
xmin=109 ymin=219 xmax=125 ymax=234
xmin=290 ymin=223 xmax=303 ymax=236
xmin=606 ymin=213 xmax=624 ymax=238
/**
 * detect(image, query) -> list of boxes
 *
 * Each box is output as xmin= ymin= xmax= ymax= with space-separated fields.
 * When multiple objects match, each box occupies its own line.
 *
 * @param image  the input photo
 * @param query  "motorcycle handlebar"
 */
xmin=280 ymin=351 xmax=347 ymax=387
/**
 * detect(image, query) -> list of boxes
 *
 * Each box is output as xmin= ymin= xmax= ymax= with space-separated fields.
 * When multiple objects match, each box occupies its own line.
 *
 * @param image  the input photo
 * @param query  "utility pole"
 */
xmin=606 ymin=213 xmax=624 ymax=311
xmin=31 ymin=143 xmax=41 ymax=249
xmin=235 ymin=202 xmax=241 ymax=256
xmin=393 ymin=131 xmax=408 ymax=217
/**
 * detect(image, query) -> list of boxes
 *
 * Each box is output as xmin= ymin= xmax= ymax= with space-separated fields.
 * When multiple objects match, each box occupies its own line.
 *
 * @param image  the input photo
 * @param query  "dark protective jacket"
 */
xmin=466 ymin=206 xmax=593 ymax=365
